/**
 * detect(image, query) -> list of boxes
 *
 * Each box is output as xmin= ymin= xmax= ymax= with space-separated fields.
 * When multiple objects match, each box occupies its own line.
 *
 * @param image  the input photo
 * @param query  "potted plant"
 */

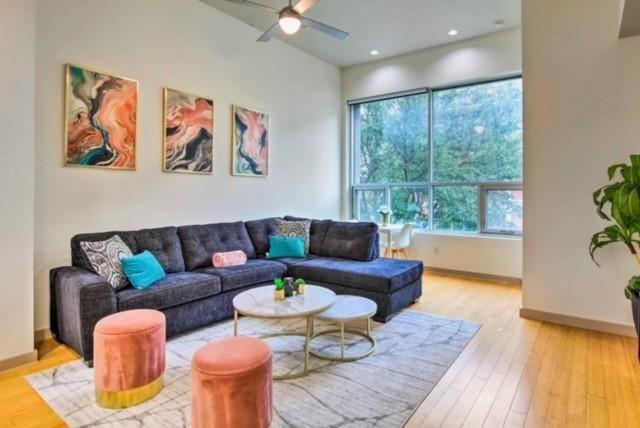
xmin=378 ymin=205 xmax=392 ymax=226
xmin=295 ymin=278 xmax=306 ymax=295
xmin=274 ymin=278 xmax=285 ymax=301
xmin=590 ymin=154 xmax=640 ymax=358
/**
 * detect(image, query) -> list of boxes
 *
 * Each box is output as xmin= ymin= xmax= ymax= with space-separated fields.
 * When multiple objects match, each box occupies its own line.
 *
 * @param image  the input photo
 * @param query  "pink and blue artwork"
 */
xmin=232 ymin=105 xmax=269 ymax=177
xmin=163 ymin=88 xmax=214 ymax=174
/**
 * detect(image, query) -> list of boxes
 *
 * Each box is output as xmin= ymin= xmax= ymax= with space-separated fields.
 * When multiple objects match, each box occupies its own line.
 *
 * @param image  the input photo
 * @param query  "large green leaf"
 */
xmin=608 ymin=163 xmax=626 ymax=180
xmin=625 ymin=276 xmax=640 ymax=299
xmin=621 ymin=165 xmax=634 ymax=183
xmin=628 ymin=188 xmax=640 ymax=218
xmin=590 ymin=155 xmax=640 ymax=272
xmin=589 ymin=228 xmax=624 ymax=265
xmin=630 ymin=155 xmax=640 ymax=183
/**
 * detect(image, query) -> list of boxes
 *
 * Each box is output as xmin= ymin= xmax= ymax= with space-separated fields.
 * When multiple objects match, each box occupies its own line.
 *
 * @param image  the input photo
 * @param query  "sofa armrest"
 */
xmin=50 ymin=266 xmax=117 ymax=362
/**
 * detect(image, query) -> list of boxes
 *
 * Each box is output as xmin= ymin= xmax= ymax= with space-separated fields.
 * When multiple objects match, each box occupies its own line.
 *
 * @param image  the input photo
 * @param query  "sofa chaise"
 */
xmin=50 ymin=217 xmax=423 ymax=363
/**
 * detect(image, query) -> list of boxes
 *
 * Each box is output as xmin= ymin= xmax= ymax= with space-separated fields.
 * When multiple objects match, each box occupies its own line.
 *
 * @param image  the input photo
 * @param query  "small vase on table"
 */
xmin=378 ymin=205 xmax=392 ymax=227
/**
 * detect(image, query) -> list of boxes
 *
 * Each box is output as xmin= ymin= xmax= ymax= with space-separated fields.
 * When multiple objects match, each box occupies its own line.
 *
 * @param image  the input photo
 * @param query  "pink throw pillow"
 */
xmin=212 ymin=250 xmax=247 ymax=268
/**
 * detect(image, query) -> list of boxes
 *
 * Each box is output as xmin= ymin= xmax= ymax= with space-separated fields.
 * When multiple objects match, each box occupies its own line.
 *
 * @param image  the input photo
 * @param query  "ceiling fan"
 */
xmin=222 ymin=0 xmax=349 ymax=42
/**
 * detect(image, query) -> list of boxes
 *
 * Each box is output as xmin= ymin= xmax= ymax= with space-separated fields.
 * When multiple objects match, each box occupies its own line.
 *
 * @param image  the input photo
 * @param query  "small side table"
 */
xmin=310 ymin=295 xmax=377 ymax=362
xmin=378 ymin=224 xmax=403 ymax=257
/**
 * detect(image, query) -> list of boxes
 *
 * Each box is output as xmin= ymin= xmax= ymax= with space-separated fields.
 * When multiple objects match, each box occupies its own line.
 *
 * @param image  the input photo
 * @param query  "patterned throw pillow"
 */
xmin=275 ymin=218 xmax=311 ymax=255
xmin=80 ymin=235 xmax=134 ymax=290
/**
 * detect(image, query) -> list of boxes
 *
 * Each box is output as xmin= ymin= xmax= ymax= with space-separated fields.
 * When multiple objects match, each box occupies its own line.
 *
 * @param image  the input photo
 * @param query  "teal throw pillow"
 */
xmin=268 ymin=235 xmax=306 ymax=259
xmin=121 ymin=251 xmax=166 ymax=290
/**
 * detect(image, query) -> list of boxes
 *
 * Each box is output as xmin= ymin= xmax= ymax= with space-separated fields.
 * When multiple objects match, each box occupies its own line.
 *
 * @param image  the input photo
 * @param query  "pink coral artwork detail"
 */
xmin=232 ymin=105 xmax=269 ymax=177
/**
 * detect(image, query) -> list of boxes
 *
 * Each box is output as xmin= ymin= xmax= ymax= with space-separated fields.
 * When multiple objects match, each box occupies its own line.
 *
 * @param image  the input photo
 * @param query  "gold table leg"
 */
xmin=258 ymin=316 xmax=316 ymax=380
xmin=309 ymin=318 xmax=377 ymax=362
xmin=340 ymin=322 xmax=345 ymax=359
xmin=233 ymin=310 xmax=238 ymax=337
xmin=304 ymin=317 xmax=313 ymax=376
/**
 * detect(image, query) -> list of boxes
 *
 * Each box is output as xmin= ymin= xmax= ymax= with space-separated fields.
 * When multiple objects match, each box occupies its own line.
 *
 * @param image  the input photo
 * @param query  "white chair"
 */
xmin=388 ymin=224 xmax=414 ymax=259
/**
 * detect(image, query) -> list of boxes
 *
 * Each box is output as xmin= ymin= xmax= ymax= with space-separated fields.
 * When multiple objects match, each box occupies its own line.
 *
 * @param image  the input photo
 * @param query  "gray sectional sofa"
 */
xmin=50 ymin=217 xmax=423 ymax=363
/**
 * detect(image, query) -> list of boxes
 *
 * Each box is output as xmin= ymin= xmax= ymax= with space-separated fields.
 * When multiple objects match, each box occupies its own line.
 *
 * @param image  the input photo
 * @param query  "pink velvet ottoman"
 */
xmin=192 ymin=337 xmax=273 ymax=428
xmin=93 ymin=309 xmax=166 ymax=408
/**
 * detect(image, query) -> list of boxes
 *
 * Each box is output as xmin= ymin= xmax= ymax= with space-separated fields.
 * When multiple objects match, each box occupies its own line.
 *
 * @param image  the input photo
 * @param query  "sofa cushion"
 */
xmin=121 ymin=250 xmax=167 ymax=290
xmin=72 ymin=231 xmax=138 ymax=272
xmin=79 ymin=235 xmax=134 ymax=290
xmin=287 ymin=257 xmax=423 ymax=294
xmin=275 ymin=218 xmax=311 ymax=254
xmin=178 ymin=222 xmax=257 ymax=271
xmin=195 ymin=259 xmax=286 ymax=292
xmin=283 ymin=216 xmax=332 ymax=255
xmin=245 ymin=217 xmax=277 ymax=257
xmin=117 ymin=272 xmax=221 ymax=311
xmin=319 ymin=221 xmax=379 ymax=261
xmin=272 ymin=256 xmax=315 ymax=269
xmin=268 ymin=236 xmax=306 ymax=259
xmin=135 ymin=226 xmax=185 ymax=273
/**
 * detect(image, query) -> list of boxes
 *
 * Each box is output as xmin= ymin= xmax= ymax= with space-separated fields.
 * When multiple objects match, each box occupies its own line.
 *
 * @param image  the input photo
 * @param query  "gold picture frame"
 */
xmin=231 ymin=104 xmax=270 ymax=177
xmin=63 ymin=64 xmax=138 ymax=170
xmin=162 ymin=88 xmax=214 ymax=175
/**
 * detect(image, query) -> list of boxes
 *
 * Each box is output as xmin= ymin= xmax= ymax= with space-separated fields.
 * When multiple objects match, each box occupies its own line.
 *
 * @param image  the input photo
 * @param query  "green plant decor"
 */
xmin=590 ymin=154 xmax=640 ymax=299
xmin=274 ymin=278 xmax=285 ymax=291
xmin=295 ymin=278 xmax=306 ymax=286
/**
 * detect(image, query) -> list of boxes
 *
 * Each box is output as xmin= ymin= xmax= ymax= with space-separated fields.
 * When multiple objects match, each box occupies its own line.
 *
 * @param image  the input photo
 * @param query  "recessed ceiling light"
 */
xmin=494 ymin=19 xmax=505 ymax=28
xmin=370 ymin=49 xmax=379 ymax=56
xmin=448 ymin=29 xmax=459 ymax=36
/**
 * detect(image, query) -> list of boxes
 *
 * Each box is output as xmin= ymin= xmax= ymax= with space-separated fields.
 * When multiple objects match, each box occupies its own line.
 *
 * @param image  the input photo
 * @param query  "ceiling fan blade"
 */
xmin=223 ymin=0 xmax=279 ymax=13
xmin=293 ymin=0 xmax=318 ymax=14
xmin=257 ymin=22 xmax=281 ymax=42
xmin=300 ymin=16 xmax=349 ymax=40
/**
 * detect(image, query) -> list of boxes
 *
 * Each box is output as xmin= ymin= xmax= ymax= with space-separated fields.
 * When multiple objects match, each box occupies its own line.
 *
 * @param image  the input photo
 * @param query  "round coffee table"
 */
xmin=232 ymin=285 xmax=336 ymax=380
xmin=310 ymin=295 xmax=377 ymax=362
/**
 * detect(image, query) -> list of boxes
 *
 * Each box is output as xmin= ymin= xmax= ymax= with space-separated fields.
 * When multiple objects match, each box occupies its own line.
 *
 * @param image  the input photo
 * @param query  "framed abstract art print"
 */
xmin=64 ymin=64 xmax=138 ymax=170
xmin=231 ymin=105 xmax=269 ymax=177
xmin=163 ymin=88 xmax=214 ymax=174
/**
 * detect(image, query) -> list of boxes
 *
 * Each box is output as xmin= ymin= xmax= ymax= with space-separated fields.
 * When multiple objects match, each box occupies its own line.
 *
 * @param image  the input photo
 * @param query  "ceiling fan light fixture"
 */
xmin=279 ymin=11 xmax=301 ymax=35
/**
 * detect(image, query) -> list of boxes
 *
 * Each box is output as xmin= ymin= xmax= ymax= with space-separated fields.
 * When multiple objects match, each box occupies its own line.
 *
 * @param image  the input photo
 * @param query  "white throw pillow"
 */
xmin=80 ymin=235 xmax=133 ymax=290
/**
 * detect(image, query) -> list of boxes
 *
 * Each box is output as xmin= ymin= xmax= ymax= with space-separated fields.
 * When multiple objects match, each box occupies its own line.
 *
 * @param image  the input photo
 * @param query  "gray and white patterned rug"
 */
xmin=27 ymin=310 xmax=480 ymax=428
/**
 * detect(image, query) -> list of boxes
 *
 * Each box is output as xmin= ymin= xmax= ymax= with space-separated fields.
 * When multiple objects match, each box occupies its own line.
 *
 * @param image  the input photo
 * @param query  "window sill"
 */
xmin=412 ymin=229 xmax=522 ymax=241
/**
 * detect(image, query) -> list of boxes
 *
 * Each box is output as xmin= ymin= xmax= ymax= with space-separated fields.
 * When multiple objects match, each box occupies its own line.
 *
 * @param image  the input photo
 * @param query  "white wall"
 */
xmin=34 ymin=0 xmax=341 ymax=330
xmin=0 ymin=0 xmax=36 ymax=361
xmin=341 ymin=28 xmax=522 ymax=101
xmin=523 ymin=0 xmax=640 ymax=327
xmin=341 ymin=29 xmax=523 ymax=278
xmin=410 ymin=232 xmax=522 ymax=279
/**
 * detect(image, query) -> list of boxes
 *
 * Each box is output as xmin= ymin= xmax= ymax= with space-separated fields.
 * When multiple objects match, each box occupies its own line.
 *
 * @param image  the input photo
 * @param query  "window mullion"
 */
xmin=479 ymin=184 xmax=486 ymax=233
xmin=385 ymin=185 xmax=391 ymax=214
xmin=428 ymin=88 xmax=435 ymax=231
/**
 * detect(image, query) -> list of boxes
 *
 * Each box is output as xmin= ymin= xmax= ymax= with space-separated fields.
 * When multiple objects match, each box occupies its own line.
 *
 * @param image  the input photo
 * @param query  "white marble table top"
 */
xmin=315 ymin=295 xmax=377 ymax=322
xmin=233 ymin=285 xmax=336 ymax=319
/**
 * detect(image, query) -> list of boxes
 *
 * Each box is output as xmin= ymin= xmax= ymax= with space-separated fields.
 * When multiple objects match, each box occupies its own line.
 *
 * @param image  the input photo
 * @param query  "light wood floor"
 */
xmin=1 ymin=273 xmax=639 ymax=427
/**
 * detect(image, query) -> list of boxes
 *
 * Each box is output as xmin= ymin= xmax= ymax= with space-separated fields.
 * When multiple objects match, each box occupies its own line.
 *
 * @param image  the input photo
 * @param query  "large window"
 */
xmin=351 ymin=77 xmax=523 ymax=235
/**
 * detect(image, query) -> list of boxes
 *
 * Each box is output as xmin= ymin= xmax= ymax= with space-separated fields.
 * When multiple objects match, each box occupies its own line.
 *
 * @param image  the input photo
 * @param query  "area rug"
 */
xmin=27 ymin=310 xmax=480 ymax=427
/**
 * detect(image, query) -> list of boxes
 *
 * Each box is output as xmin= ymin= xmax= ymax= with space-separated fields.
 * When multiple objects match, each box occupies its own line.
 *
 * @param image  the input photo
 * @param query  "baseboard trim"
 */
xmin=0 ymin=350 xmax=38 ymax=372
xmin=34 ymin=328 xmax=52 ymax=345
xmin=519 ymin=307 xmax=637 ymax=337
xmin=425 ymin=266 xmax=522 ymax=285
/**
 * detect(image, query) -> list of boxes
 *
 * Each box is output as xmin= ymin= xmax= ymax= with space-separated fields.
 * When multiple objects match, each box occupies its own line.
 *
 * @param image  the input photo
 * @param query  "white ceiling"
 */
xmin=200 ymin=0 xmax=521 ymax=67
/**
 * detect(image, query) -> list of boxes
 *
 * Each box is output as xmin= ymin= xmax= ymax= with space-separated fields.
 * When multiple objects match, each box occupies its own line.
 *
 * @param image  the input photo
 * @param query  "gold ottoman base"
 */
xmin=96 ymin=375 xmax=164 ymax=409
